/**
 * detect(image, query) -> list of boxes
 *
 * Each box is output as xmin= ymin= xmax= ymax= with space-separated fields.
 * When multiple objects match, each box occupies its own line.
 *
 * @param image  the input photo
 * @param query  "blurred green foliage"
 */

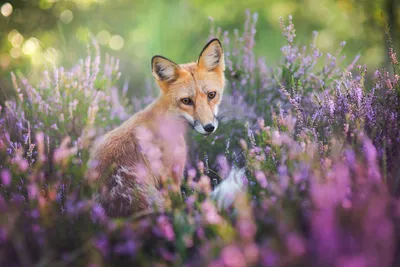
xmin=0 ymin=0 xmax=399 ymax=101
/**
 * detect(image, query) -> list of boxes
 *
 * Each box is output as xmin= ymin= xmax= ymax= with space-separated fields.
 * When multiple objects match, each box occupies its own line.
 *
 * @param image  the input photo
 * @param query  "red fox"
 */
xmin=87 ymin=38 xmax=245 ymax=218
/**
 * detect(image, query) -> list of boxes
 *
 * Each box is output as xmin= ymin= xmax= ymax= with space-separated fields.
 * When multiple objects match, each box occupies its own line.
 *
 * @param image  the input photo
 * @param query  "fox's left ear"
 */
xmin=197 ymin=38 xmax=225 ymax=72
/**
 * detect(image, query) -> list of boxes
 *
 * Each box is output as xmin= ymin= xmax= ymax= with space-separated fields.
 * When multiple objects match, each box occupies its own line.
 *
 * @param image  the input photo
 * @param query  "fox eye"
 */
xmin=207 ymin=91 xmax=216 ymax=99
xmin=181 ymin=98 xmax=193 ymax=105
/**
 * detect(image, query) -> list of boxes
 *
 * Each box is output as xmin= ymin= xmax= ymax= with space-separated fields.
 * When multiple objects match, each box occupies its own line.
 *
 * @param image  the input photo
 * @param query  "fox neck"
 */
xmin=143 ymin=94 xmax=170 ymax=117
xmin=133 ymin=94 xmax=187 ymax=134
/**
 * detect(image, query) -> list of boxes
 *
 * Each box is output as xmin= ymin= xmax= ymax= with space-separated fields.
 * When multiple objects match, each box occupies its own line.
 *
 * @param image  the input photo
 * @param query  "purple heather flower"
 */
xmin=1 ymin=169 xmax=11 ymax=187
xmin=114 ymin=240 xmax=136 ymax=255
xmin=94 ymin=235 xmax=109 ymax=256
xmin=221 ymin=245 xmax=247 ymax=267
xmin=157 ymin=215 xmax=175 ymax=241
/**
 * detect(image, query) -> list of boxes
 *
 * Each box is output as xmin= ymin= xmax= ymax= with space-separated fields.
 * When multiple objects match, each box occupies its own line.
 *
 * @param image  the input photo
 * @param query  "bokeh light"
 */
xmin=60 ymin=10 xmax=74 ymax=24
xmin=8 ymin=30 xmax=24 ymax=48
xmin=109 ymin=35 xmax=124 ymax=50
xmin=10 ymin=47 xmax=22 ymax=59
xmin=96 ymin=30 xmax=111 ymax=45
xmin=22 ymin=38 xmax=40 ymax=55
xmin=1 ymin=3 xmax=13 ymax=17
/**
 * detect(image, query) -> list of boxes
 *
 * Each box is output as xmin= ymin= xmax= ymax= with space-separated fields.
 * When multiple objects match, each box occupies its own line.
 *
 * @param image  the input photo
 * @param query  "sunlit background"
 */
xmin=0 ymin=0 xmax=398 ymax=99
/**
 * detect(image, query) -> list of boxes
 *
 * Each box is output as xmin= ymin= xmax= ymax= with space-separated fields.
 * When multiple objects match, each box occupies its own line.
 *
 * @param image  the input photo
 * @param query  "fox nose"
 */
xmin=203 ymin=124 xmax=215 ymax=133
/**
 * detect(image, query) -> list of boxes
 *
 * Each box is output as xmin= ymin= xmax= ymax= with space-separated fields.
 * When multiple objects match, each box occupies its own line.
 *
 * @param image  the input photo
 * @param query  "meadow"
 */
xmin=1 ymin=10 xmax=400 ymax=267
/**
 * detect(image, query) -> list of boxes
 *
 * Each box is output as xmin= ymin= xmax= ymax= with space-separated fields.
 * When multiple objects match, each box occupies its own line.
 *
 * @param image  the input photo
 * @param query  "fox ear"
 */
xmin=151 ymin=56 xmax=180 ymax=82
xmin=197 ymin=38 xmax=225 ymax=72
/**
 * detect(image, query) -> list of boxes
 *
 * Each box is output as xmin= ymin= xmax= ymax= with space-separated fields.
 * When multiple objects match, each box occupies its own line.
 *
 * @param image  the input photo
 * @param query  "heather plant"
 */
xmin=196 ymin=12 xmax=359 ymax=177
xmin=275 ymin=16 xmax=400 ymax=192
xmin=1 ymin=11 xmax=400 ymax=267
xmin=0 ymin=41 xmax=130 ymax=200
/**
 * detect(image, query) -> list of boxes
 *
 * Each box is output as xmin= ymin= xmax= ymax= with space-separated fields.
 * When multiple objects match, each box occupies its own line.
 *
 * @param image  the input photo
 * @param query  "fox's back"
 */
xmin=88 ymin=106 xmax=187 ymax=186
xmin=88 ymin=120 xmax=143 ymax=182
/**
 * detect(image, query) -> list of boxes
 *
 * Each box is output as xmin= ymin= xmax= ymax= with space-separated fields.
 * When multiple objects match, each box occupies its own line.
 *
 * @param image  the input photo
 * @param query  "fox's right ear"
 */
xmin=151 ymin=56 xmax=180 ymax=83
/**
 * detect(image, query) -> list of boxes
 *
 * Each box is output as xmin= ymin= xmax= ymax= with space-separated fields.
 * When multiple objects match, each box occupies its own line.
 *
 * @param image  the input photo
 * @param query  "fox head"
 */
xmin=151 ymin=38 xmax=225 ymax=135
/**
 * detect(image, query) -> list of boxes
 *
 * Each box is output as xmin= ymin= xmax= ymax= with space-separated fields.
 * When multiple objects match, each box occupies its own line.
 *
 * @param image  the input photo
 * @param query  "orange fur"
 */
xmin=87 ymin=39 xmax=226 ymax=217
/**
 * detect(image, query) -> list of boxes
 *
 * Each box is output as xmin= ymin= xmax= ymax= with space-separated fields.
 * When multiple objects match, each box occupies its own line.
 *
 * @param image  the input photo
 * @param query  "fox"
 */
xmin=87 ymin=38 xmax=245 ymax=218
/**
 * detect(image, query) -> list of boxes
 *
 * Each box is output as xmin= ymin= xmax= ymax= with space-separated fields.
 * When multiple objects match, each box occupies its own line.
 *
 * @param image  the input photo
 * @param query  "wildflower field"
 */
xmin=1 ymin=10 xmax=400 ymax=267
